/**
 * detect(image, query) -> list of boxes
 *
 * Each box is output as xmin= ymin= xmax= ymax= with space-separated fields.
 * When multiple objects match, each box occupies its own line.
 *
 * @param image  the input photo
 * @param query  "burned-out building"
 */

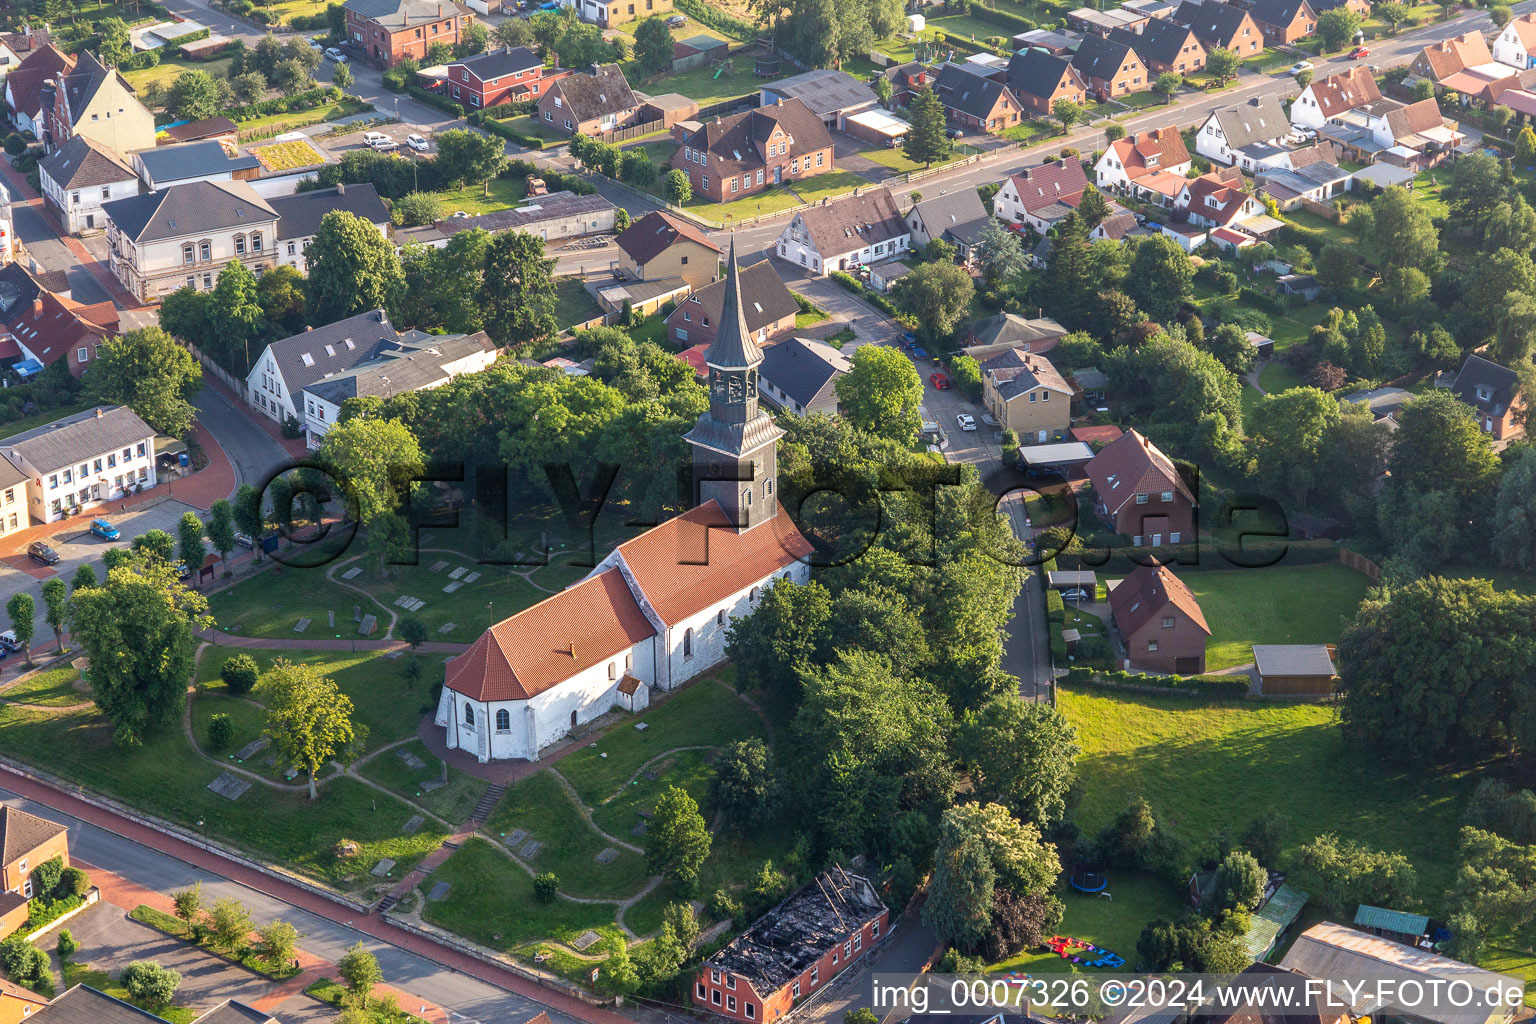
xmin=695 ymin=869 xmax=888 ymax=1023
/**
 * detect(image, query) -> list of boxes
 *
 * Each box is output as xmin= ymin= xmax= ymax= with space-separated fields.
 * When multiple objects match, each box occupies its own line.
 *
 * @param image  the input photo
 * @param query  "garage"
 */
xmin=1253 ymin=644 xmax=1339 ymax=695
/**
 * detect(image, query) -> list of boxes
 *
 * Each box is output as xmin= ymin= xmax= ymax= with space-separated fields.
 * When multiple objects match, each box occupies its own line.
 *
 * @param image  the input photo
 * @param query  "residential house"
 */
xmin=1071 ymin=32 xmax=1146 ymax=99
xmin=1316 ymin=96 xmax=1462 ymax=168
xmin=1006 ymin=48 xmax=1088 ymax=115
xmin=1113 ymin=20 xmax=1206 ymax=74
xmin=576 ymin=0 xmax=671 ymax=28
xmin=1309 ymin=0 xmax=1369 ymax=16
xmin=439 ymin=46 xmax=571 ymax=108
xmin=1245 ymin=0 xmax=1315 ymax=45
xmin=1068 ymin=6 xmax=1149 ymax=35
xmin=759 ymin=337 xmax=850 ymax=416
xmin=247 ymin=309 xmax=409 ymax=425
xmin=759 ymin=68 xmax=879 ymax=129
xmin=39 ymin=134 xmax=137 ymax=234
xmin=0 ymin=405 xmax=158 ymax=523
xmin=1123 ymin=0 xmax=1180 ymax=18
xmin=1 ymin=806 xmax=68 ymax=899
xmin=0 ymin=454 xmax=25 ymax=540
xmin=160 ymin=116 xmax=239 ymax=145
xmin=993 ymin=156 xmax=1089 ymax=230
xmin=1254 ymin=644 xmax=1339 ymax=695
xmin=0 ymin=262 xmax=113 ymax=377
xmin=1177 ymin=166 xmax=1264 ymax=229
xmin=30 ymin=987 xmax=285 ymax=1024
xmin=1409 ymin=31 xmax=1496 ymax=86
xmin=980 ymin=348 xmax=1072 ymax=441
xmin=40 ymin=50 xmax=156 ymax=157
xmin=1174 ymin=0 xmax=1263 ymax=55
xmin=0 ymin=977 xmax=48 ymax=1022
xmin=1084 ymin=427 xmax=1197 ymax=544
xmin=905 ymin=189 xmax=990 ymax=262
xmin=932 ymin=63 xmax=1024 ymax=134
xmin=1290 ymin=65 xmax=1380 ymax=130
xmin=695 ymin=870 xmax=887 ymax=1024
xmin=1452 ymin=353 xmax=1527 ymax=440
xmin=131 ymin=139 xmax=261 ymax=192
xmin=1494 ymin=12 xmax=1536 ymax=69
xmin=1013 ymin=29 xmax=1080 ymax=54
xmin=0 ymin=25 xmax=51 ymax=79
xmin=1093 ymin=125 xmax=1192 ymax=205
xmin=672 ymin=98 xmax=833 ymax=204
xmin=536 ymin=62 xmax=640 ymax=137
xmin=3 ymin=45 xmax=72 ymax=138
xmin=1195 ymin=93 xmax=1291 ymax=167
xmin=880 ymin=62 xmax=937 ymax=106
xmin=1255 ymin=160 xmax=1352 ymax=209
xmin=1109 ymin=563 xmax=1210 ymax=672
xmin=103 ymin=180 xmax=280 ymax=302
xmin=615 ymin=210 xmax=721 ymax=290
xmin=300 ymin=330 xmax=497 ymax=446
xmin=776 ymin=188 xmax=907 ymax=275
xmin=269 ymin=183 xmax=390 ymax=274
xmin=960 ymin=312 xmax=1068 ymax=356
xmin=343 ymin=0 xmax=471 ymax=66
xmin=667 ymin=259 xmax=798 ymax=350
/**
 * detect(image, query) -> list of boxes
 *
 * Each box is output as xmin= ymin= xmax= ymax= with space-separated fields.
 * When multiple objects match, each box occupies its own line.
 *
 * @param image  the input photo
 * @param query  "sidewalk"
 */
xmin=0 ymin=762 xmax=632 ymax=1024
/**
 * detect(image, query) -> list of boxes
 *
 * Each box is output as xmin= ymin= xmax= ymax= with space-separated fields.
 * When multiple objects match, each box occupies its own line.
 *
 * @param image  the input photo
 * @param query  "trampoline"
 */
xmin=1070 ymin=863 xmax=1108 ymax=893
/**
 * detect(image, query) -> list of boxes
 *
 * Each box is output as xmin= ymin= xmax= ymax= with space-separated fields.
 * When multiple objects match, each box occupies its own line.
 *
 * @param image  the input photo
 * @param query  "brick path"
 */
xmin=195 ymin=625 xmax=469 ymax=655
xmin=0 ymin=763 xmax=630 ymax=1024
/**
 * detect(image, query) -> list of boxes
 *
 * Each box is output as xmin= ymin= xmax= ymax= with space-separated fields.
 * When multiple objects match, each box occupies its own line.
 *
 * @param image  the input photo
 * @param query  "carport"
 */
xmin=1016 ymin=440 xmax=1093 ymax=476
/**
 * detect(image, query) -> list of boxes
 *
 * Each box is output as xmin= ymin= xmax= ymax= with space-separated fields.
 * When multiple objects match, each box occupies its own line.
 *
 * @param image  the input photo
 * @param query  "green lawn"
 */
xmin=623 ymin=63 xmax=765 ymax=105
xmin=353 ymin=558 xmax=549 ymax=643
xmin=485 ymin=770 xmax=650 ymax=898
xmin=0 ymin=400 xmax=92 ymax=439
xmin=1442 ymin=563 xmax=1536 ymax=597
xmin=792 ymin=171 xmax=868 ymax=204
xmin=1 ymin=667 xmax=84 ymax=707
xmin=1058 ymin=688 xmax=1478 ymax=897
xmin=236 ymin=99 xmax=372 ymax=139
xmin=990 ymin=873 xmax=1186 ymax=974
xmin=207 ymin=565 xmax=385 ymax=638
xmin=426 ymin=174 xmax=528 ymax=219
xmin=263 ymin=0 xmax=329 ymax=24
xmin=1184 ymin=563 xmax=1371 ymax=670
xmin=1003 ymin=120 xmax=1062 ymax=146
xmin=555 ymin=277 xmax=603 ymax=330
xmin=497 ymin=114 xmax=571 ymax=145
xmin=125 ymin=56 xmax=236 ymax=96
xmin=588 ymin=745 xmax=715 ymax=839
xmin=679 ymin=184 xmax=810 ymax=225
xmin=1257 ymin=361 xmax=1306 ymax=394
xmin=358 ymin=739 xmax=489 ymax=824
xmin=62 ymin=963 xmax=195 ymax=1024
xmin=1240 ymin=383 xmax=1265 ymax=425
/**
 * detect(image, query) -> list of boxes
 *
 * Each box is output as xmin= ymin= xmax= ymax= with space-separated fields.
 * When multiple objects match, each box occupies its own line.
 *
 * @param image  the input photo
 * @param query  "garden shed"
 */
xmin=1354 ymin=905 xmax=1430 ymax=946
xmin=1253 ymin=644 xmax=1338 ymax=695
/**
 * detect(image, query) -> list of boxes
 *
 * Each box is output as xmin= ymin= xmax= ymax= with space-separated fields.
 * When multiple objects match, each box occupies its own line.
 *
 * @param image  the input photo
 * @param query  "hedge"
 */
xmin=467 ymin=111 xmax=545 ymax=149
xmin=1063 ymin=537 xmax=1342 ymax=574
xmin=674 ymin=0 xmax=758 ymax=40
xmin=969 ymin=4 xmax=1038 ymax=34
xmin=1046 ymin=588 xmax=1064 ymax=618
xmin=402 ymin=84 xmax=464 ymax=118
xmin=1238 ymin=286 xmax=1284 ymax=315
xmin=23 ymin=895 xmax=83 ymax=933
xmin=1061 ymin=667 xmax=1251 ymax=699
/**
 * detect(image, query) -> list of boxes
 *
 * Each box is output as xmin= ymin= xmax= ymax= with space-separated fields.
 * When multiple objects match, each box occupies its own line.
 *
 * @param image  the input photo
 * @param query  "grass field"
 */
xmin=1058 ymin=688 xmax=1477 ymax=896
xmin=991 ymin=872 xmax=1186 ymax=974
xmin=555 ymin=277 xmax=603 ymax=330
xmin=126 ymin=56 xmax=236 ymax=95
xmin=1183 ymin=563 xmax=1370 ymax=670
xmin=622 ymin=62 xmax=765 ymax=106
xmin=427 ymin=174 xmax=528 ymax=218
xmin=792 ymin=171 xmax=867 ymax=204
xmin=207 ymin=565 xmax=384 ymax=638
xmin=358 ymin=739 xmax=488 ymax=824
xmin=237 ymin=99 xmax=372 ymax=138
xmin=249 ymin=139 xmax=325 ymax=172
xmin=2 ymin=667 xmax=85 ymax=707
xmin=486 ymin=770 xmax=650 ymax=898
xmin=1257 ymin=361 xmax=1306 ymax=394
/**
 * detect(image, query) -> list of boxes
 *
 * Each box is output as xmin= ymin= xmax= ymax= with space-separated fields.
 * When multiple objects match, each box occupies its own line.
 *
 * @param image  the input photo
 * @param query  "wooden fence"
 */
xmin=1338 ymin=546 xmax=1381 ymax=582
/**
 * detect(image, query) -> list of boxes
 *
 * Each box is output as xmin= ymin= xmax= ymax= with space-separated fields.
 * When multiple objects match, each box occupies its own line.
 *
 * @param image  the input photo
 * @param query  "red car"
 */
xmin=1349 ymin=45 xmax=1369 ymax=58
xmin=929 ymin=372 xmax=951 ymax=389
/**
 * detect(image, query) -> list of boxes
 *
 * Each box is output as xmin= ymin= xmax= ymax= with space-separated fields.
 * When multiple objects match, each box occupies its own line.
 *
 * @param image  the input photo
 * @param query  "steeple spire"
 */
xmin=703 ymin=235 xmax=762 ymax=371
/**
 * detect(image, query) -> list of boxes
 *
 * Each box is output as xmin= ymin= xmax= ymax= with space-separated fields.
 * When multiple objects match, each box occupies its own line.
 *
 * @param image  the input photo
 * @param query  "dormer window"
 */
xmin=1476 ymin=384 xmax=1493 ymax=402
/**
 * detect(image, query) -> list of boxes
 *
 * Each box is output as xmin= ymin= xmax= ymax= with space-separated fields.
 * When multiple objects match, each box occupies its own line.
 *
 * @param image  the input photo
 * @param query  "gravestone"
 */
xmin=572 ymin=931 xmax=602 ymax=951
xmin=359 ymin=615 xmax=377 ymax=636
xmin=208 ymin=772 xmax=250 ymax=800
xmin=342 ymin=567 xmax=362 ymax=580
xmin=641 ymin=769 xmax=659 ymax=781
xmin=634 ymin=722 xmax=648 ymax=731
xmin=354 ymin=605 xmax=362 ymax=622
xmin=370 ymin=858 xmax=396 ymax=877
xmin=262 ymin=755 xmax=277 ymax=767
xmin=519 ymin=839 xmax=543 ymax=858
xmin=428 ymin=882 xmax=452 ymax=901
xmin=234 ymin=737 xmax=269 ymax=760
xmin=401 ymin=815 xmax=425 ymax=834
xmin=462 ymin=572 xmax=481 ymax=583
xmin=294 ymin=618 xmax=310 ymax=633
xmin=384 ymin=651 xmax=402 ymax=660
xmin=394 ymin=596 xmax=410 ymax=608
xmin=505 ymin=829 xmax=528 ymax=846
xmin=430 ymin=560 xmax=449 ymax=572
xmin=284 ymin=768 xmax=299 ymax=781
xmin=421 ymin=779 xmax=445 ymax=792
xmin=397 ymin=749 xmax=427 ymax=770
xmin=442 ymin=581 xmax=464 ymax=594
xmin=328 ymin=610 xmax=335 ymax=628
xmin=449 ymin=567 xmax=467 ymax=579
xmin=438 ymin=622 xmax=456 ymax=634
xmin=409 ymin=598 xmax=426 ymax=611
xmin=631 ymin=821 xmax=648 ymax=837
xmin=594 ymin=847 xmax=617 ymax=864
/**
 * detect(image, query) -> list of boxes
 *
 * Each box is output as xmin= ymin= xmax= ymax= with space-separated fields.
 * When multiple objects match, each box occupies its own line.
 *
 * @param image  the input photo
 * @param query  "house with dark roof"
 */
xmin=615 ymin=210 xmax=721 ymax=290
xmin=1007 ymin=48 xmax=1088 ymax=115
xmin=343 ymin=0 xmax=471 ymax=66
xmin=0 ymin=406 xmax=157 ymax=523
xmin=536 ymin=62 xmax=640 ymax=137
xmin=1315 ymin=95 xmax=1462 ymax=168
xmin=1173 ymin=0 xmax=1263 ymax=54
xmin=103 ymin=180 xmax=280 ymax=302
xmin=0 ymin=24 xmax=52 ymax=79
xmin=161 ymin=116 xmax=238 ymax=144
xmin=1245 ymin=0 xmax=1316 ymax=44
xmin=434 ymin=190 xmax=616 ymax=241
xmin=1113 ymin=20 xmax=1206 ymax=74
xmin=187 ymin=1000 xmax=280 ymax=1024
xmin=1195 ymin=93 xmax=1291 ymax=167
xmin=760 ymin=68 xmax=879 ymax=127
xmin=39 ymin=134 xmax=137 ymax=234
xmin=439 ymin=46 xmax=569 ymax=108
xmin=1072 ymin=33 xmax=1146 ymax=99
xmin=672 ymin=97 xmax=834 ymax=203
xmin=269 ymin=183 xmax=389 ymax=274
xmin=906 ymin=188 xmax=990 ymax=261
xmin=131 ymin=139 xmax=261 ymax=192
xmin=0 ymin=262 xmax=113 ymax=379
xmin=668 ymin=258 xmax=799 ymax=348
xmin=980 ymin=348 xmax=1072 ymax=441
xmin=1307 ymin=0 xmax=1367 ymax=14
xmin=300 ymin=330 xmax=497 ymax=446
xmin=960 ymin=312 xmax=1068 ymax=356
xmin=1452 ymin=353 xmax=1527 ymax=440
xmin=1085 ymin=427 xmax=1197 ymax=543
xmin=246 ymin=309 xmax=403 ymax=426
xmin=41 ymin=50 xmax=155 ymax=158
xmin=880 ymin=62 xmax=937 ymax=107
xmin=3 ymin=44 xmax=72 ymax=136
xmin=759 ymin=337 xmax=850 ymax=416
xmin=776 ymin=188 xmax=908 ymax=274
xmin=694 ymin=870 xmax=887 ymax=1024
xmin=993 ymin=156 xmax=1090 ymax=231
xmin=932 ymin=63 xmax=1025 ymax=134
xmin=1093 ymin=125 xmax=1192 ymax=205
xmin=1109 ymin=563 xmax=1211 ymax=673
xmin=28 ymin=986 xmax=280 ymax=1024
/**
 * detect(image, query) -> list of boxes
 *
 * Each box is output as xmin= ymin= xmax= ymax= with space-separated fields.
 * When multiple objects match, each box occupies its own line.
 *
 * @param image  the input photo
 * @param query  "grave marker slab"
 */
xmin=354 ymin=605 xmax=362 ymax=622
xmin=293 ymin=618 xmax=310 ymax=633
xmin=421 ymin=779 xmax=445 ymax=792
xmin=573 ymin=931 xmax=602 ymax=951
xmin=506 ymin=829 xmax=528 ymax=846
xmin=430 ymin=561 xmax=449 ymax=573
xmin=428 ymin=882 xmax=452 ymax=901
xmin=438 ymin=622 xmax=456 ymax=634
xmin=641 ymin=769 xmax=659 ymax=781
xmin=449 ymin=567 xmax=467 ymax=579
xmin=401 ymin=815 xmax=425 ymax=834
xmin=359 ymin=614 xmax=377 ymax=636
xmin=634 ymin=722 xmax=649 ymax=731
xmin=370 ymin=858 xmax=396 ymax=877
xmin=234 ymin=737 xmax=269 ymax=760
xmin=631 ymin=821 xmax=648 ymax=837
xmin=519 ymin=839 xmax=543 ymax=858
xmin=208 ymin=772 xmax=251 ymax=800
xmin=463 ymin=572 xmax=481 ymax=583
xmin=442 ymin=581 xmax=464 ymax=593
xmin=396 ymin=749 xmax=427 ymax=770
xmin=595 ymin=847 xmax=617 ymax=864
xmin=342 ymin=567 xmax=362 ymax=580
xmin=328 ymin=610 xmax=335 ymax=628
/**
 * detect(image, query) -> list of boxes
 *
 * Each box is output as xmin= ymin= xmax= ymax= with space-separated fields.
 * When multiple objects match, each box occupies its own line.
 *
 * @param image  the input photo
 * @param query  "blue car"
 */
xmin=89 ymin=518 xmax=120 ymax=540
xmin=912 ymin=346 xmax=929 ymax=361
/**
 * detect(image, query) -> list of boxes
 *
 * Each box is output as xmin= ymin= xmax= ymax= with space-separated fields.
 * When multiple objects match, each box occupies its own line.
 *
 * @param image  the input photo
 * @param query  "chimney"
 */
xmin=32 ymin=297 xmax=42 ymax=316
xmin=568 ymin=642 xmax=577 ymax=657
xmin=305 ymin=325 xmax=313 ymax=331
xmin=95 ymin=407 xmax=103 ymax=418
xmin=777 ymin=97 xmax=783 ymax=106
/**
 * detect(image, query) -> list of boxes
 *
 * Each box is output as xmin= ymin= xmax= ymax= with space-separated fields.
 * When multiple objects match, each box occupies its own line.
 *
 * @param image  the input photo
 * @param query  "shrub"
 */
xmin=207 ymin=713 xmax=235 ymax=751
xmin=56 ymin=930 xmax=78 ymax=961
xmin=708 ymin=889 xmax=740 ymax=920
xmin=3 ymin=133 xmax=25 ymax=156
xmin=121 ymin=961 xmax=181 ymax=1006
xmin=57 ymin=866 xmax=89 ymax=899
xmin=533 ymin=872 xmax=559 ymax=902
xmin=221 ymin=652 xmax=259 ymax=695
xmin=829 ymin=270 xmax=862 ymax=294
xmin=30 ymin=857 xmax=63 ymax=901
xmin=1046 ymin=588 xmax=1064 ymax=620
xmin=1059 ymin=669 xmax=1250 ymax=699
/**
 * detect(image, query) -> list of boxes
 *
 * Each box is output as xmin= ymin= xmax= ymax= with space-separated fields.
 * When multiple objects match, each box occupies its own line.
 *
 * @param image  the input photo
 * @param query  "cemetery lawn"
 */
xmin=358 ymin=739 xmax=489 ymax=824
xmin=207 ymin=565 xmax=385 ymax=638
xmin=485 ymin=770 xmax=651 ymax=899
xmin=1 ymin=666 xmax=86 ymax=707
xmin=350 ymin=557 xmax=549 ymax=643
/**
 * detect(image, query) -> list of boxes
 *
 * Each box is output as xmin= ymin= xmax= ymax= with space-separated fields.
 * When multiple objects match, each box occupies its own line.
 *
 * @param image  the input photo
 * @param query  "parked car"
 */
xmin=406 ymin=133 xmax=430 ymax=152
xmin=176 ymin=561 xmax=191 ymax=580
xmin=666 ymin=13 xmax=687 ymax=25
xmin=362 ymin=131 xmax=390 ymax=145
xmin=369 ymin=136 xmax=399 ymax=152
xmin=912 ymin=346 xmax=929 ymax=361
xmin=0 ymin=630 xmax=21 ymax=653
xmin=324 ymin=46 xmax=348 ymax=62
xmin=929 ymin=372 xmax=950 ymax=389
xmin=27 ymin=541 xmax=58 ymax=565
xmin=89 ymin=518 xmax=120 ymax=540
xmin=308 ymin=37 xmax=324 ymax=51
xmin=1349 ymin=46 xmax=1369 ymax=59
xmin=946 ymin=127 xmax=964 ymax=139
xmin=902 ymin=331 xmax=916 ymax=346
xmin=981 ymin=412 xmax=999 ymax=427
xmin=233 ymin=531 xmax=255 ymax=549
xmin=1059 ymin=587 xmax=1092 ymax=601
xmin=1286 ymin=60 xmax=1313 ymax=75
xmin=956 ymin=413 xmax=977 ymax=431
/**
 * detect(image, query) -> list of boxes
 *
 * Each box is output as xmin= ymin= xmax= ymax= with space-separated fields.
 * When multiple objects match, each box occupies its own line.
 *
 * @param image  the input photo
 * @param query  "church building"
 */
xmin=436 ymin=242 xmax=813 ymax=762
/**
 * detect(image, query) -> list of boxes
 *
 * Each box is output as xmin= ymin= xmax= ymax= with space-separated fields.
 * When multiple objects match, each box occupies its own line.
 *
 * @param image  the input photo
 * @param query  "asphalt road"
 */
xmin=193 ymin=384 xmax=295 ymax=490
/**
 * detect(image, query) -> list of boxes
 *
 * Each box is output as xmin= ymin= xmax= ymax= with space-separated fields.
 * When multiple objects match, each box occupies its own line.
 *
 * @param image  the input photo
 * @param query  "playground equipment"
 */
xmin=1070 ymin=862 xmax=1108 ymax=893
xmin=1048 ymin=936 xmax=1125 ymax=969
xmin=711 ymin=57 xmax=734 ymax=79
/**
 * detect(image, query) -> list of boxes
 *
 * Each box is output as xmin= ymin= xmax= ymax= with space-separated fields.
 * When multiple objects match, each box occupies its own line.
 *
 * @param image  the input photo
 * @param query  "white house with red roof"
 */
xmin=991 ymin=157 xmax=1089 ymax=232
xmin=1093 ymin=126 xmax=1191 ymax=207
xmin=436 ymin=242 xmax=813 ymax=762
xmin=1494 ymin=12 xmax=1536 ymax=69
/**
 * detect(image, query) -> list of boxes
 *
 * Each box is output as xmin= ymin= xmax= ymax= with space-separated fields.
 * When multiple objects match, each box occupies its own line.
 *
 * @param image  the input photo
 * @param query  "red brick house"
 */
xmin=0 ymin=262 xmax=113 ymax=377
xmin=1113 ymin=21 xmax=1206 ymax=75
xmin=1245 ymin=0 xmax=1316 ymax=44
xmin=1071 ymin=33 xmax=1147 ymax=100
xmin=1109 ymin=564 xmax=1211 ymax=675
xmin=1 ymin=806 xmax=69 ymax=900
xmin=536 ymin=62 xmax=640 ymax=137
xmin=439 ymin=46 xmax=570 ymax=108
xmin=1174 ymin=0 xmax=1263 ymax=56
xmin=932 ymin=64 xmax=1024 ymax=134
xmin=343 ymin=0 xmax=471 ymax=67
xmin=1452 ymin=353 xmax=1528 ymax=440
xmin=667 ymin=259 xmax=797 ymax=350
xmin=695 ymin=870 xmax=887 ymax=1024
xmin=1084 ymin=428 xmax=1197 ymax=545
xmin=1007 ymin=48 xmax=1088 ymax=115
xmin=880 ymin=61 xmax=936 ymax=106
xmin=671 ymin=98 xmax=833 ymax=203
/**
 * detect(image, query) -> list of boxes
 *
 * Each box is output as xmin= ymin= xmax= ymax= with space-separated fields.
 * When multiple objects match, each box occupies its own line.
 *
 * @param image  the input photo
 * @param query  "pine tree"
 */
xmin=903 ymin=87 xmax=951 ymax=168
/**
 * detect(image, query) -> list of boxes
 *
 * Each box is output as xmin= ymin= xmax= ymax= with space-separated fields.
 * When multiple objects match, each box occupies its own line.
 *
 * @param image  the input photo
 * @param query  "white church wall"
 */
xmin=662 ymin=563 xmax=809 ymax=689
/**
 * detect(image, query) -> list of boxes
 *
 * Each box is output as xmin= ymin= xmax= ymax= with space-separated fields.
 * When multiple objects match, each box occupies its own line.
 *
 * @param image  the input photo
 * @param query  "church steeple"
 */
xmin=682 ymin=236 xmax=783 ymax=531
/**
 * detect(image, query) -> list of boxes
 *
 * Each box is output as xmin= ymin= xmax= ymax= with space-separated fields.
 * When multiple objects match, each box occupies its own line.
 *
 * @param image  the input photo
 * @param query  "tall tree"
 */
xmin=1317 ymin=6 xmax=1363 ymax=49
xmin=923 ymin=802 xmax=1063 ymax=950
xmin=400 ymin=229 xmax=489 ymax=334
xmin=260 ymin=659 xmax=361 ymax=799
xmin=433 ymin=128 xmax=505 ymax=195
xmin=957 ymin=698 xmax=1079 ymax=828
xmin=1154 ymin=70 xmax=1182 ymax=104
xmin=178 ymin=511 xmax=206 ymax=571
xmin=633 ymin=15 xmax=672 ymax=73
xmin=1205 ymin=45 xmax=1240 ymax=84
xmin=1353 ymin=185 xmax=1442 ymax=275
xmin=1052 ymin=98 xmax=1085 ymax=135
xmin=480 ymin=231 xmax=558 ymax=345
xmin=974 ymin=217 xmax=1026 ymax=289
xmin=892 ymin=260 xmax=974 ymax=348
xmin=710 ymin=738 xmax=778 ymax=831
xmin=903 ymin=87 xmax=951 ymax=168
xmin=337 ymin=943 xmax=382 ymax=1005
xmin=1032 ymin=211 xmax=1096 ymax=329
xmin=834 ymin=344 xmax=924 ymax=445
xmin=647 ymin=785 xmax=712 ymax=891
xmin=1125 ymin=234 xmax=1193 ymax=324
xmin=232 ymin=483 xmax=265 ymax=560
xmin=724 ymin=579 xmax=832 ymax=703
xmin=1388 ymin=390 xmax=1500 ymax=498
xmin=316 ymin=416 xmax=423 ymax=529
xmin=41 ymin=578 xmax=68 ymax=653
xmin=6 ymin=592 xmax=33 ymax=665
xmin=71 ymin=559 xmax=210 ymax=745
xmin=304 ymin=211 xmax=406 ymax=325
xmin=1247 ymin=386 xmax=1342 ymax=506
xmin=207 ymin=499 xmax=237 ymax=569
xmin=167 ymin=69 xmax=222 ymax=120
xmin=84 ymin=328 xmax=204 ymax=438
xmin=256 ymin=265 xmax=307 ymax=338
